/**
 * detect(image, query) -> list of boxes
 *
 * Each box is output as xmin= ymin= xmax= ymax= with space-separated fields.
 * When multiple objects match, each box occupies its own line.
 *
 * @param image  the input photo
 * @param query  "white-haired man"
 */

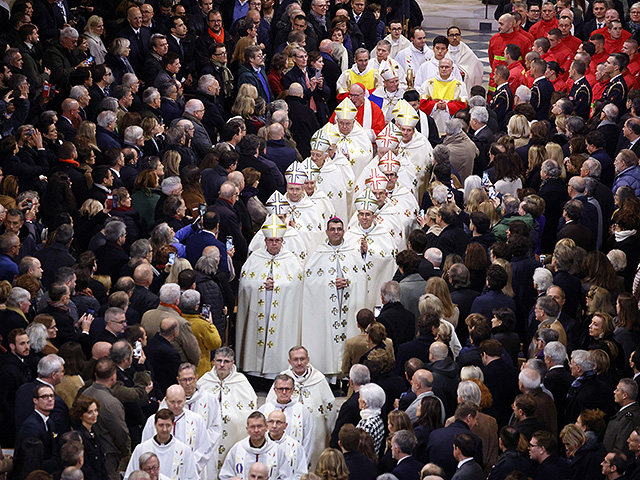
xmin=329 ymin=98 xmax=374 ymax=180
xmin=419 ymin=58 xmax=468 ymax=135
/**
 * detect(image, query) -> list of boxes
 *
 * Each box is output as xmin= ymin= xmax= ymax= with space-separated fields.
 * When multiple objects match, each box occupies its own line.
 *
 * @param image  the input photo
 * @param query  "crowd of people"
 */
xmin=3 ymin=0 xmax=640 ymax=479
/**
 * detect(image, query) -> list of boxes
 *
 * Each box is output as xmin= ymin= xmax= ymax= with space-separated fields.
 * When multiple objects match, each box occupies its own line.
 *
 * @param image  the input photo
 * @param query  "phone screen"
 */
xmin=202 ymin=304 xmax=211 ymax=317
xmin=199 ymin=204 xmax=206 ymax=217
xmin=226 ymin=236 xmax=233 ymax=251
xmin=168 ymin=252 xmax=176 ymax=265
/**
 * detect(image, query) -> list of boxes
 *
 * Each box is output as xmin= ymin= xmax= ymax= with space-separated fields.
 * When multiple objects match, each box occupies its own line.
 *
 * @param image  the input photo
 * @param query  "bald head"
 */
xmin=219 ymin=182 xmax=237 ymax=200
xmin=91 ymin=341 xmax=112 ymax=360
xmin=288 ymin=82 xmax=304 ymax=97
xmin=160 ymin=317 xmax=179 ymax=338
xmin=267 ymin=123 xmax=285 ymax=140
xmin=429 ymin=341 xmax=448 ymax=362
xmin=248 ymin=462 xmax=269 ymax=480
xmin=166 ymin=384 xmax=186 ymax=401
xmin=202 ymin=245 xmax=220 ymax=256
xmin=319 ymin=39 xmax=333 ymax=53
xmin=412 ymin=369 xmax=434 ymax=393
xmin=62 ymin=98 xmax=79 ymax=114
xmin=134 ymin=263 xmax=153 ymax=286
xmin=227 ymin=171 xmax=244 ymax=189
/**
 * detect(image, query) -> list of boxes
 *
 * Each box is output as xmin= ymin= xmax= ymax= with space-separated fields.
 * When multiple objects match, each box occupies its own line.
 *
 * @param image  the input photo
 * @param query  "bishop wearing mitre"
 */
xmin=236 ymin=214 xmax=304 ymax=377
xmin=330 ymin=97 xmax=374 ymax=180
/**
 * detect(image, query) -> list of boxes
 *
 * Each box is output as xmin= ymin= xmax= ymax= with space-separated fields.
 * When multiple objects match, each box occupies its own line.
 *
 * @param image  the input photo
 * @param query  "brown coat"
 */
xmin=531 ymin=387 xmax=558 ymax=436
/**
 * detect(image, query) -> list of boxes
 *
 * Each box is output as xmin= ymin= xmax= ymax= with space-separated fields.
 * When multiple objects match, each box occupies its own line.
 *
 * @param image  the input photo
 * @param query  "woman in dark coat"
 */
xmin=70 ymin=395 xmax=109 ymax=480
xmin=560 ymin=423 xmax=606 ymax=480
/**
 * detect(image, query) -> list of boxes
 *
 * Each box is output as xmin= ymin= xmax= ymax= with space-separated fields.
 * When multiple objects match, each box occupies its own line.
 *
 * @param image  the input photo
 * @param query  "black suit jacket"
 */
xmin=569 ymin=77 xmax=592 ymax=120
xmin=602 ymin=74 xmax=628 ymax=113
xmin=544 ymin=365 xmax=574 ymax=426
xmin=391 ymin=455 xmax=424 ymax=480
xmin=376 ymin=302 xmax=416 ymax=352
xmin=209 ymin=198 xmax=248 ymax=263
xmin=435 ymin=224 xmax=469 ymax=262
xmin=483 ymin=358 xmax=520 ymax=428
xmin=597 ymin=122 xmax=621 ymax=161
xmin=490 ymin=83 xmax=513 ymax=129
xmin=343 ymin=450 xmax=377 ymax=480
xmin=15 ymin=410 xmax=58 ymax=475
xmin=15 ymin=380 xmax=70 ymax=435
xmin=56 ymin=117 xmax=77 ymax=142
xmin=330 ymin=391 xmax=360 ymax=448
xmin=119 ymin=24 xmax=151 ymax=75
xmin=472 ymin=126 xmax=494 ymax=175
xmin=558 ymin=221 xmax=594 ymax=251
xmin=395 ymin=334 xmax=436 ymax=375
xmin=145 ymin=333 xmax=181 ymax=394
xmin=427 ymin=420 xmax=483 ymax=480
xmin=350 ymin=10 xmax=377 ymax=51
xmin=451 ymin=459 xmax=484 ymax=480
xmin=129 ymin=285 xmax=160 ymax=317
xmin=538 ymin=177 xmax=569 ymax=253
xmin=531 ymin=77 xmax=554 ymax=120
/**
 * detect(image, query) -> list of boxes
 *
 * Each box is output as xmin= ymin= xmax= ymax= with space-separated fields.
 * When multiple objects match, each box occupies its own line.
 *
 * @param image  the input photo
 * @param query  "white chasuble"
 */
xmin=141 ymin=408 xmax=212 ymax=477
xmin=125 ymin=437 xmax=197 ymax=480
xmin=266 ymin=366 xmax=337 ymax=469
xmin=219 ymin=437 xmax=288 ymax=480
xmin=259 ymin=400 xmax=314 ymax=463
xmin=186 ymin=388 xmax=222 ymax=479
xmin=309 ymin=189 xmax=335 ymax=222
xmin=270 ymin=434 xmax=308 ymax=480
xmin=286 ymin=194 xmax=326 ymax=251
xmin=197 ymin=366 xmax=258 ymax=469
xmin=353 ymin=156 xmax=417 ymax=200
xmin=248 ymin=225 xmax=309 ymax=265
xmin=396 ymin=131 xmax=434 ymax=199
xmin=332 ymin=122 xmax=374 ymax=180
xmin=301 ymin=241 xmax=368 ymax=376
xmin=315 ymin=154 xmax=355 ymax=221
xmin=344 ymin=221 xmax=399 ymax=309
xmin=236 ymin=250 xmax=304 ymax=375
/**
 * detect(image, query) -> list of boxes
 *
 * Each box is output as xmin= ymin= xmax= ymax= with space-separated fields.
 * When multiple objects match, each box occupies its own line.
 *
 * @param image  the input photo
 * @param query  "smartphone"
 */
xmin=107 ymin=194 xmax=113 ymax=209
xmin=419 ymin=209 xmax=425 ymax=218
xmin=168 ymin=252 xmax=176 ymax=265
xmin=447 ymin=191 xmax=453 ymax=201
xmin=482 ymin=171 xmax=489 ymax=186
xmin=87 ymin=56 xmax=94 ymax=64
xmin=540 ymin=254 xmax=546 ymax=265
xmin=488 ymin=186 xmax=497 ymax=200
xmin=87 ymin=308 xmax=94 ymax=316
xmin=201 ymin=304 xmax=211 ymax=317
xmin=226 ymin=236 xmax=233 ymax=251
xmin=198 ymin=203 xmax=206 ymax=217
xmin=315 ymin=70 xmax=321 ymax=80
xmin=374 ymin=306 xmax=381 ymax=317
xmin=133 ymin=340 xmax=142 ymax=358
xmin=112 ymin=196 xmax=118 ymax=209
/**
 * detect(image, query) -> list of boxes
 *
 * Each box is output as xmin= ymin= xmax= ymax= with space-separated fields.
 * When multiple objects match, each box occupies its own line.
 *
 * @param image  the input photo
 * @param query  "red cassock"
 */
xmin=419 ymin=98 xmax=467 ymax=116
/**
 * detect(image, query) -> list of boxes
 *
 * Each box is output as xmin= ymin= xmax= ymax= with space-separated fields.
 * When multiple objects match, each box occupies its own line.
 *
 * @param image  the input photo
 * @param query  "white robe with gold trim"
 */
xmin=396 ymin=131 xmax=434 ymax=199
xmin=266 ymin=366 xmax=337 ymax=469
xmin=259 ymin=400 xmax=314 ymax=463
xmin=124 ymin=437 xmax=197 ymax=480
xmin=332 ymin=122 xmax=374 ymax=181
xmin=248 ymin=225 xmax=309 ymax=266
xmin=315 ymin=154 xmax=354 ymax=221
xmin=197 ymin=366 xmax=258 ymax=469
xmin=236 ymin=250 xmax=304 ymax=376
xmin=271 ymin=434 xmax=308 ymax=480
xmin=287 ymin=194 xmax=326 ymax=252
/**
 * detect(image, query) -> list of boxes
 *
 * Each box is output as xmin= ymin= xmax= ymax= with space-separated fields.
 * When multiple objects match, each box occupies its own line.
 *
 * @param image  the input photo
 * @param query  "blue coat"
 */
xmin=426 ymin=420 xmax=483 ymax=480
xmin=96 ymin=126 xmax=122 ymax=151
xmin=185 ymin=230 xmax=229 ymax=273
xmin=265 ymin=138 xmax=298 ymax=175
xmin=470 ymin=290 xmax=516 ymax=321
xmin=613 ymin=165 xmax=640 ymax=196
xmin=237 ymin=63 xmax=272 ymax=104
xmin=0 ymin=253 xmax=18 ymax=282
xmin=391 ymin=455 xmax=424 ymax=480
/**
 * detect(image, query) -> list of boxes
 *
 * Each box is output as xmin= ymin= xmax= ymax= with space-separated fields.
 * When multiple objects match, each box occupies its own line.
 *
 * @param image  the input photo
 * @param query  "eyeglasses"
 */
xmin=38 ymin=394 xmax=55 ymax=400
xmin=529 ymin=443 xmax=542 ymax=449
xmin=448 ymin=32 xmax=461 ymax=37
xmin=274 ymin=387 xmax=293 ymax=392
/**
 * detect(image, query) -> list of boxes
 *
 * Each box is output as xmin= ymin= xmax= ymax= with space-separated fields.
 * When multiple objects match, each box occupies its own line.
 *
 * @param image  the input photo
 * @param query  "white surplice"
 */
xmin=124 ymin=436 xmax=197 ymax=480
xmin=315 ymin=154 xmax=355 ymax=221
xmin=259 ymin=400 xmax=314 ymax=463
xmin=270 ymin=434 xmax=308 ymax=480
xmin=219 ymin=436 xmax=288 ymax=480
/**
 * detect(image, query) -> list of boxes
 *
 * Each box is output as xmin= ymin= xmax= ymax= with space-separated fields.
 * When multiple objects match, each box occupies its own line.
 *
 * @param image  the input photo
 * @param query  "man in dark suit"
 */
xmin=603 ymin=378 xmax=640 ymax=458
xmin=32 ymin=0 xmax=68 ymax=41
xmin=56 ymin=98 xmax=80 ymax=142
xmin=235 ymin=134 xmax=279 ymax=204
xmin=14 ymin=383 xmax=59 ymax=478
xmin=557 ymin=199 xmax=594 ymax=251
xmin=447 ymin=263 xmax=479 ymax=343
xmin=93 ymin=308 xmax=127 ymax=345
xmin=586 ymin=130 xmax=616 ymax=187
xmin=530 ymin=59 xmax=554 ymax=121
xmin=307 ymin=0 xmax=330 ymax=43
xmin=426 ymin=402 xmax=483 ymax=480
xmin=621 ymin=117 xmax=640 ymax=157
xmin=145 ymin=317 xmax=182 ymax=394
xmin=391 ymin=429 xmax=424 ymax=480
xmin=130 ymin=264 xmax=160 ymax=316
xmin=470 ymin=106 xmax=495 ymax=174
xmin=185 ymin=211 xmax=228 ymax=267
xmin=319 ymin=39 xmax=341 ymax=110
xmin=596 ymin=104 xmax=622 ymax=161
xmin=237 ymin=45 xmax=272 ymax=104
xmin=339 ymin=424 xmax=377 ymax=480
xmin=542 ymin=340 xmax=573 ymax=427
xmin=0 ymin=290 xmax=30 ymax=350
xmin=395 ymin=310 xmax=439 ymax=375
xmin=452 ymin=433 xmax=484 ymax=480
xmin=330 ymin=365 xmax=368 ymax=448
xmin=480 ymin=339 xmax=520 ymax=428
xmin=529 ymin=430 xmax=570 ymax=479
xmin=284 ymin=83 xmax=320 ymax=159
xmin=210 ymin=182 xmax=248 ymax=267
xmin=565 ymin=349 xmax=615 ymax=423
xmin=435 ymin=204 xmax=469 ymax=262
xmin=35 ymin=224 xmax=76 ymax=291
xmin=347 ymin=0 xmax=377 ymax=51
xmin=470 ymin=265 xmax=516 ymax=321
xmin=119 ymin=6 xmax=152 ymax=75
xmin=15 ymin=354 xmax=70 ymax=437
xmin=538 ymin=159 xmax=570 ymax=254
xmin=377 ymin=281 xmax=416 ymax=352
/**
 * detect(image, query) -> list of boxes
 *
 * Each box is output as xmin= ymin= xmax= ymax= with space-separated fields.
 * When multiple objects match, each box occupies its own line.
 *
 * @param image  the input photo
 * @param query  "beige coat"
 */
xmin=141 ymin=304 xmax=201 ymax=366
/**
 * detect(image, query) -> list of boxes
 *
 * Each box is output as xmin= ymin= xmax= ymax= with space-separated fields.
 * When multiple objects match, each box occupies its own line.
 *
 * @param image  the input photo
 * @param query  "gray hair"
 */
xmin=582 ymin=158 xmax=602 ymax=178
xmin=425 ymin=248 xmax=443 ymax=267
xmin=128 ymin=472 xmax=151 ymax=480
xmin=533 ymin=267 xmax=553 ymax=293
xmin=349 ymin=364 xmax=370 ymax=386
xmin=110 ymin=37 xmax=131 ymax=56
xmin=180 ymin=289 xmax=201 ymax=310
xmin=380 ymin=281 xmax=401 ymax=303
xmin=139 ymin=452 xmax=159 ymax=469
xmin=166 ymin=125 xmax=186 ymax=145
xmin=99 ymin=97 xmax=119 ymax=112
xmin=544 ymin=341 xmax=567 ymax=365
xmin=431 ymin=184 xmax=449 ymax=205
xmin=159 ymin=283 xmax=181 ymax=304
xmin=515 ymin=85 xmax=531 ymax=102
xmin=571 ymin=349 xmax=595 ymax=372
xmin=105 ymin=307 xmax=125 ymax=325
xmin=124 ymin=125 xmax=144 ymax=144
xmin=433 ymin=144 xmax=450 ymax=165
xmin=122 ymin=73 xmax=139 ymax=88
xmin=536 ymin=295 xmax=560 ymax=317
xmin=130 ymin=239 xmax=152 ymax=259
xmin=143 ymin=87 xmax=160 ymax=104
xmin=536 ymin=327 xmax=558 ymax=345
xmin=470 ymin=106 xmax=489 ymax=125
xmin=457 ymin=380 xmax=481 ymax=406
xmin=60 ymin=467 xmax=84 ymax=480
xmin=519 ymin=367 xmax=541 ymax=389
xmin=607 ymin=249 xmax=627 ymax=272
xmin=354 ymin=47 xmax=370 ymax=58
xmin=195 ymin=252 xmax=220 ymax=275
xmin=541 ymin=159 xmax=561 ymax=178
xmin=7 ymin=287 xmax=31 ymax=308
xmin=358 ymin=382 xmax=386 ymax=410
xmin=69 ymin=85 xmax=88 ymax=100
xmin=37 ymin=354 xmax=65 ymax=378
xmin=619 ymin=378 xmax=638 ymax=401
xmin=26 ymin=322 xmax=48 ymax=353
xmin=502 ymin=194 xmax=520 ymax=215
xmin=460 ymin=365 xmax=484 ymax=382
xmin=603 ymin=103 xmax=619 ymax=121
xmin=184 ymin=99 xmax=205 ymax=116
xmin=97 ymin=110 xmax=117 ymax=128
xmin=104 ymin=220 xmax=126 ymax=242
xmin=392 ymin=430 xmax=417 ymax=454
xmin=565 ymin=116 xmax=585 ymax=136
xmin=110 ymin=340 xmax=133 ymax=364
xmin=445 ymin=118 xmax=463 ymax=136
xmin=463 ymin=175 xmax=482 ymax=204
xmin=376 ymin=475 xmax=399 ymax=480
xmin=197 ymin=74 xmax=216 ymax=93
xmin=60 ymin=26 xmax=79 ymax=39
xmin=214 ymin=346 xmax=235 ymax=360
xmin=161 ymin=176 xmax=182 ymax=195
xmin=468 ymin=95 xmax=487 ymax=108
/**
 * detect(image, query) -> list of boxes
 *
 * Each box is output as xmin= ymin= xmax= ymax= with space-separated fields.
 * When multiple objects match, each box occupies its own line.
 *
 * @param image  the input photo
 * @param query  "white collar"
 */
xmin=457 ymin=457 xmax=474 ymax=468
xmin=533 ymin=75 xmax=546 ymax=84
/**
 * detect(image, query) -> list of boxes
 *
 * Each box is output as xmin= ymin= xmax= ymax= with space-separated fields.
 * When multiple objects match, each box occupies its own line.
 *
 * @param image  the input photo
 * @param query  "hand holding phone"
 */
xmin=168 ymin=252 xmax=176 ymax=265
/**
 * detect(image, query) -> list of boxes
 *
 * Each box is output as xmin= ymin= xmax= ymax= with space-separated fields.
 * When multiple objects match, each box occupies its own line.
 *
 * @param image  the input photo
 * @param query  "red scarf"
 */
xmin=59 ymin=158 xmax=80 ymax=167
xmin=160 ymin=302 xmax=182 ymax=315
xmin=208 ymin=27 xmax=224 ymax=43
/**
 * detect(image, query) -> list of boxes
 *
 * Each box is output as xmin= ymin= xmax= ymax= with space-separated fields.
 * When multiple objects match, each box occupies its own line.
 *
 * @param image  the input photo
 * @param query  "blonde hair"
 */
xmin=85 ymin=15 xmax=104 ymax=34
xmin=527 ymin=145 xmax=546 ymax=176
xmin=466 ymin=188 xmax=490 ymax=213
xmin=478 ymin=201 xmax=499 ymax=227
xmin=507 ymin=114 xmax=530 ymax=139
xmin=231 ymin=95 xmax=256 ymax=118
xmin=314 ymin=449 xmax=349 ymax=480
xmin=493 ymin=258 xmax=515 ymax=298
xmin=425 ymin=277 xmax=456 ymax=319
xmin=165 ymin=258 xmax=193 ymax=284
xmin=230 ymin=36 xmax=256 ymax=64
xmin=560 ymin=423 xmax=586 ymax=454
xmin=80 ymin=198 xmax=103 ymax=217
xmin=438 ymin=320 xmax=453 ymax=344
xmin=162 ymin=150 xmax=181 ymax=178
xmin=141 ymin=116 xmax=159 ymax=140
xmin=418 ymin=293 xmax=443 ymax=317
xmin=545 ymin=142 xmax=567 ymax=179
xmin=237 ymin=83 xmax=259 ymax=99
